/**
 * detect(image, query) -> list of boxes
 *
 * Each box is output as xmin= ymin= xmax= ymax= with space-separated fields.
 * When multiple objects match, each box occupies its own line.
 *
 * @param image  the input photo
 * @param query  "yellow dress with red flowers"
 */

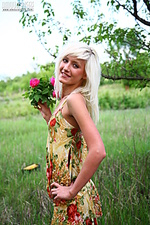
xmin=46 ymin=100 xmax=102 ymax=225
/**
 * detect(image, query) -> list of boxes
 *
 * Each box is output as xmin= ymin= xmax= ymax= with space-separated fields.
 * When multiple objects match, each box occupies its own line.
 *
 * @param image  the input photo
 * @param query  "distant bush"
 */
xmin=0 ymin=80 xmax=7 ymax=92
xmin=99 ymin=85 xmax=150 ymax=110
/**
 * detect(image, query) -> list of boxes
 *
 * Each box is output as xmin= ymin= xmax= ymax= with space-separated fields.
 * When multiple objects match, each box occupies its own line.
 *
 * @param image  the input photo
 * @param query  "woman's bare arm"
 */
xmin=67 ymin=93 xmax=106 ymax=197
xmin=38 ymin=101 xmax=52 ymax=124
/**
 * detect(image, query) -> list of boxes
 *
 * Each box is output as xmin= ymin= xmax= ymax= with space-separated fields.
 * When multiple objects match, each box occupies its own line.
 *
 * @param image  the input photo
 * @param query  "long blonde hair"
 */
xmin=54 ymin=42 xmax=101 ymax=124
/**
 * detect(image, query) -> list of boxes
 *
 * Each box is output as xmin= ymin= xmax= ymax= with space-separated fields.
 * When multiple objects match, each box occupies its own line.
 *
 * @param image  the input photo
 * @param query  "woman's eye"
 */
xmin=63 ymin=58 xmax=68 ymax=63
xmin=73 ymin=63 xmax=79 ymax=68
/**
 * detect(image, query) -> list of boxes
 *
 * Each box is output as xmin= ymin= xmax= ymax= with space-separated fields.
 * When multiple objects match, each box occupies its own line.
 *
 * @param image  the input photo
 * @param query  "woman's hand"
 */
xmin=37 ymin=101 xmax=52 ymax=124
xmin=51 ymin=182 xmax=75 ymax=201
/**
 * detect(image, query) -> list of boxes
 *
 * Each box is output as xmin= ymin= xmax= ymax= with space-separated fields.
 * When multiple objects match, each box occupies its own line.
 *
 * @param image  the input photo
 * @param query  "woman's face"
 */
xmin=59 ymin=55 xmax=86 ymax=89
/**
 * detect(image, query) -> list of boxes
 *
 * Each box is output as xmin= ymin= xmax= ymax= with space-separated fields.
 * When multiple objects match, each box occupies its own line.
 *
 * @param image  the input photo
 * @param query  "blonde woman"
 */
xmin=38 ymin=42 xmax=106 ymax=224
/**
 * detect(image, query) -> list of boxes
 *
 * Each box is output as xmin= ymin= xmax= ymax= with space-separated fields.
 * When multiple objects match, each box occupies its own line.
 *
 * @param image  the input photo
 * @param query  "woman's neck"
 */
xmin=61 ymin=84 xmax=80 ymax=98
xmin=61 ymin=86 xmax=72 ymax=98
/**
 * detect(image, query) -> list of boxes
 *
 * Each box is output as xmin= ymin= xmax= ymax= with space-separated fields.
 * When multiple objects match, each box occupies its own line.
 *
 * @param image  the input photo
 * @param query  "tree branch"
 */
xmin=143 ymin=0 xmax=150 ymax=12
xmin=101 ymin=73 xmax=150 ymax=81
xmin=115 ymin=0 xmax=150 ymax=26
xmin=33 ymin=26 xmax=57 ymax=59
xmin=133 ymin=0 xmax=137 ymax=16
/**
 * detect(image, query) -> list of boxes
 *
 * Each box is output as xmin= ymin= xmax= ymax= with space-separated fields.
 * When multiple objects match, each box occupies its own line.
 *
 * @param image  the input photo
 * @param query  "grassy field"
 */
xmin=0 ymin=106 xmax=149 ymax=224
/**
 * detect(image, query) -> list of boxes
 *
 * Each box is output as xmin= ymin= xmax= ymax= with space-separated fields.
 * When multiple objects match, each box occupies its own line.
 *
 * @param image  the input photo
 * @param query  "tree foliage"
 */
xmin=107 ymin=0 xmax=150 ymax=26
xmin=19 ymin=0 xmax=150 ymax=87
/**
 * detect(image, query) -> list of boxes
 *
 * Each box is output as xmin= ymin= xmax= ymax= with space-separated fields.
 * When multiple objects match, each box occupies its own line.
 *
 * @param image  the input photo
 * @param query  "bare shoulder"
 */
xmin=67 ymin=93 xmax=86 ymax=114
xmin=66 ymin=92 xmax=91 ymax=127
xmin=67 ymin=92 xmax=85 ymax=103
xmin=66 ymin=93 xmax=103 ymax=150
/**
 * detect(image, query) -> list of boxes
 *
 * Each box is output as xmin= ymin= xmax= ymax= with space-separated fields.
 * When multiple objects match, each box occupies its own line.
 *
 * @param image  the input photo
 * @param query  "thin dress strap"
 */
xmin=53 ymin=97 xmax=68 ymax=116
xmin=61 ymin=98 xmax=67 ymax=109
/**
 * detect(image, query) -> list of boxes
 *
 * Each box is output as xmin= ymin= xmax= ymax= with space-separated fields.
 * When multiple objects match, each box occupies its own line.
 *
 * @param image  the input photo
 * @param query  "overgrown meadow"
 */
xmin=0 ymin=78 xmax=150 ymax=224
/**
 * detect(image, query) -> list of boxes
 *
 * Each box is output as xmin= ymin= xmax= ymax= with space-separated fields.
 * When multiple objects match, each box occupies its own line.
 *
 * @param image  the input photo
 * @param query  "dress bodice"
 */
xmin=47 ymin=101 xmax=88 ymax=186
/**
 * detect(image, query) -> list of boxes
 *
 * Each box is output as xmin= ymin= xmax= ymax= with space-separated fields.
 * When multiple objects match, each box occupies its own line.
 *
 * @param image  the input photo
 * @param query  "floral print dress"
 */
xmin=46 ymin=99 xmax=102 ymax=224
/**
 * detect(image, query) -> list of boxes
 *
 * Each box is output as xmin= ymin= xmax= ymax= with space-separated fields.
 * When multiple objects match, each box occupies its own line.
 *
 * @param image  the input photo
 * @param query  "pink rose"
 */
xmin=50 ymin=76 xmax=55 ymax=87
xmin=30 ymin=78 xmax=40 ymax=88
xmin=52 ymin=90 xmax=56 ymax=98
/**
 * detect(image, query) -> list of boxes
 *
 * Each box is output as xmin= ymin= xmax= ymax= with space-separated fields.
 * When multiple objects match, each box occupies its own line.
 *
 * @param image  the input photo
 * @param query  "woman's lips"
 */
xmin=61 ymin=72 xmax=71 ymax=78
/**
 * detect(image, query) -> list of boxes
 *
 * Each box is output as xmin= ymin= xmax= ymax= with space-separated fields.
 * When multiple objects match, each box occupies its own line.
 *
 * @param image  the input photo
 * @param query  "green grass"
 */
xmin=0 ymin=116 xmax=54 ymax=224
xmin=0 ymin=107 xmax=149 ymax=224
xmin=0 ymin=93 xmax=39 ymax=119
xmin=96 ymin=108 xmax=150 ymax=224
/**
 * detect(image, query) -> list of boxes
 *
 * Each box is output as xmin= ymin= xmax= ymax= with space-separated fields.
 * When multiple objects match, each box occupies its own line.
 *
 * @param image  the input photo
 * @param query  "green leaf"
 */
xmin=42 ymin=22 xmax=46 ymax=26
xmin=34 ymin=95 xmax=41 ymax=102
xmin=42 ymin=88 xmax=49 ymax=94
xmin=44 ymin=9 xmax=49 ymax=14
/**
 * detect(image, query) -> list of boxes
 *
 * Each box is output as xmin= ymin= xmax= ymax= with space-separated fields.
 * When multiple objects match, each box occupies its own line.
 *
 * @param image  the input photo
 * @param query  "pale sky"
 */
xmin=0 ymin=0 xmax=136 ymax=80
